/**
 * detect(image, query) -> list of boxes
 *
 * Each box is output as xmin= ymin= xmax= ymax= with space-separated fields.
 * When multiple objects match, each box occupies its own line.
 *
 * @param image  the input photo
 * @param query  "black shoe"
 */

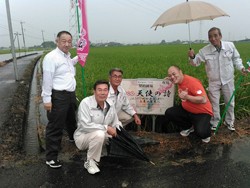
xmin=46 ymin=160 xmax=62 ymax=168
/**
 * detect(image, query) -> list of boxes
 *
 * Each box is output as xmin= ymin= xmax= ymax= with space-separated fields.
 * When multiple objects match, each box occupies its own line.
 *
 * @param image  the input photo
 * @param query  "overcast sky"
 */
xmin=1 ymin=0 xmax=250 ymax=47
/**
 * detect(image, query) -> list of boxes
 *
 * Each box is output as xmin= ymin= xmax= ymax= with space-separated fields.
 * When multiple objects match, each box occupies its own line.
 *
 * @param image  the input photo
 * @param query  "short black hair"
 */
xmin=109 ymin=68 xmax=123 ymax=76
xmin=93 ymin=80 xmax=110 ymax=90
xmin=57 ymin=31 xmax=72 ymax=38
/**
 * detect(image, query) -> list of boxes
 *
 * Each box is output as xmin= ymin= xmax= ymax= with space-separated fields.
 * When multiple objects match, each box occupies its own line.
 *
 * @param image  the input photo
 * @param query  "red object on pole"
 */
xmin=77 ymin=0 xmax=89 ymax=67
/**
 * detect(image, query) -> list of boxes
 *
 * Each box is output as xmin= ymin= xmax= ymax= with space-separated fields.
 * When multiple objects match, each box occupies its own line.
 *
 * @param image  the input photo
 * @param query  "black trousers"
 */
xmin=165 ymin=105 xmax=211 ymax=139
xmin=46 ymin=90 xmax=77 ymax=161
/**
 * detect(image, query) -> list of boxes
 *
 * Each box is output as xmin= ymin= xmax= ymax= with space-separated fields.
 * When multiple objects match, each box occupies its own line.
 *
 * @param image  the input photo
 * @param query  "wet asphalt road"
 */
xmin=0 ymin=143 xmax=250 ymax=188
xmin=0 ymin=52 xmax=42 ymax=128
xmin=0 ymin=54 xmax=250 ymax=188
xmin=1 ymin=135 xmax=250 ymax=188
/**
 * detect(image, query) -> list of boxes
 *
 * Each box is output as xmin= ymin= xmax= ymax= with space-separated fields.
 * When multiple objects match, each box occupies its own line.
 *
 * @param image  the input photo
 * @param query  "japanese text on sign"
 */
xmin=121 ymin=79 xmax=175 ymax=115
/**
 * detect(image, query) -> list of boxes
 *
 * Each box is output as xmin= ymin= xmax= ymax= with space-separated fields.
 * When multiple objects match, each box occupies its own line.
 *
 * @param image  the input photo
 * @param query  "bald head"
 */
xmin=167 ymin=65 xmax=184 ymax=84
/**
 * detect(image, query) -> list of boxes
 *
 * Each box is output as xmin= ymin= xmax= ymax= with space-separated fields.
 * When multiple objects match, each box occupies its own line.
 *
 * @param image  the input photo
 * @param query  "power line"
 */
xmin=1 ymin=12 xmax=54 ymax=45
xmin=138 ymin=0 xmax=165 ymax=13
xmin=127 ymin=0 xmax=161 ymax=15
xmin=0 ymin=24 xmax=8 ymax=30
xmin=25 ymin=33 xmax=43 ymax=40
xmin=114 ymin=0 xmax=160 ymax=16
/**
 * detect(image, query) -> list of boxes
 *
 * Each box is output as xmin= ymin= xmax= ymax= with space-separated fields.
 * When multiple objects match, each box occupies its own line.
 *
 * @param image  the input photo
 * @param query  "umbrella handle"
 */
xmin=188 ymin=22 xmax=191 ymax=49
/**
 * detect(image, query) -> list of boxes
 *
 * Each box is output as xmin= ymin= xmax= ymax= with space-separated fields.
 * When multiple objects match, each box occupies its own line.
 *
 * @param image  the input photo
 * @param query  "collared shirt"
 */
xmin=41 ymin=47 xmax=78 ymax=103
xmin=107 ymin=84 xmax=136 ymax=116
xmin=190 ymin=41 xmax=244 ymax=85
xmin=74 ymin=95 xmax=122 ymax=140
xmin=97 ymin=101 xmax=110 ymax=116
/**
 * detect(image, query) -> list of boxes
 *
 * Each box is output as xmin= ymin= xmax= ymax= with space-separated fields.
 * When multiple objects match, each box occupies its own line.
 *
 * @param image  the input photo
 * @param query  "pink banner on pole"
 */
xmin=77 ymin=0 xmax=89 ymax=67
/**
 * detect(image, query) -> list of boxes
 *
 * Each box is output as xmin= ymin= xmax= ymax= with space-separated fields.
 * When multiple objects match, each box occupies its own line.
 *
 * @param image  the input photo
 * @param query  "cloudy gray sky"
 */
xmin=1 ymin=0 xmax=250 ymax=47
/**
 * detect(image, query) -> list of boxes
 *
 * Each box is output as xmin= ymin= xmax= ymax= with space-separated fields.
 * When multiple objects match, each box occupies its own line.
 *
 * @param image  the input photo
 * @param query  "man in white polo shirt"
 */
xmin=41 ymin=31 xmax=78 ymax=168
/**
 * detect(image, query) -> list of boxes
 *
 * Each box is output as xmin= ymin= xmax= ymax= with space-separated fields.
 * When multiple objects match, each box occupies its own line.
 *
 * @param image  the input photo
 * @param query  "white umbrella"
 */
xmin=151 ymin=0 xmax=229 ymax=48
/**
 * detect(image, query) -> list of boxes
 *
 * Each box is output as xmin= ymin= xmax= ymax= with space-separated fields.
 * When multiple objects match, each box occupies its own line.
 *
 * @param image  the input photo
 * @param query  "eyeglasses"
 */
xmin=111 ymin=75 xmax=123 ymax=79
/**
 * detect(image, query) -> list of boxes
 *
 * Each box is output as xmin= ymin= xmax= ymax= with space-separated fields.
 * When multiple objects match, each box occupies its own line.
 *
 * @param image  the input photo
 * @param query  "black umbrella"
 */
xmin=109 ymin=127 xmax=155 ymax=165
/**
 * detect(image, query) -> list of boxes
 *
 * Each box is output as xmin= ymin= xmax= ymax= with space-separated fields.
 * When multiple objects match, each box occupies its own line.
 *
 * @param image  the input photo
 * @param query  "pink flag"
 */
xmin=77 ymin=0 xmax=89 ymax=67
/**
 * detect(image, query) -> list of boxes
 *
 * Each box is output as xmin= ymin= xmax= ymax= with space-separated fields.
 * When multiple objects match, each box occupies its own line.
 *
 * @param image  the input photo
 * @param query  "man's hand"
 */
xmin=178 ymin=88 xmax=188 ymax=101
xmin=188 ymin=49 xmax=195 ymax=59
xmin=241 ymin=67 xmax=249 ymax=76
xmin=134 ymin=114 xmax=141 ymax=126
xmin=44 ymin=102 xmax=52 ymax=112
xmin=107 ymin=126 xmax=117 ymax=137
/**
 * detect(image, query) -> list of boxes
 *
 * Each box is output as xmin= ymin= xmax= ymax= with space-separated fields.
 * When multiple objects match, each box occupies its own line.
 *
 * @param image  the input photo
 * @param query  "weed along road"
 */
xmin=0 ymin=53 xmax=250 ymax=188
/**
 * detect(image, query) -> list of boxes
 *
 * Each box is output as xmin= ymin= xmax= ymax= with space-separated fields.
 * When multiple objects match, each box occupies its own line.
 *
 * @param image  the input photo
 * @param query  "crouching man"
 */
xmin=74 ymin=80 xmax=122 ymax=174
xmin=165 ymin=65 xmax=213 ymax=143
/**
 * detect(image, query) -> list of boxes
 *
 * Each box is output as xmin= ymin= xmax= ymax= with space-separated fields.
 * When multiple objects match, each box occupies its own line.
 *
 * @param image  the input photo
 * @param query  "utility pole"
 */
xmin=41 ymin=30 xmax=45 ymax=43
xmin=14 ymin=32 xmax=21 ymax=57
xmin=69 ymin=0 xmax=79 ymax=46
xmin=5 ymin=0 xmax=19 ymax=81
xmin=20 ymin=21 xmax=26 ymax=55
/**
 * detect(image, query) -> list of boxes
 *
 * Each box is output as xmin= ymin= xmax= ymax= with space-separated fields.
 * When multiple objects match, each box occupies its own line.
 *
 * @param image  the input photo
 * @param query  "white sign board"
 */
xmin=121 ymin=79 xmax=175 ymax=115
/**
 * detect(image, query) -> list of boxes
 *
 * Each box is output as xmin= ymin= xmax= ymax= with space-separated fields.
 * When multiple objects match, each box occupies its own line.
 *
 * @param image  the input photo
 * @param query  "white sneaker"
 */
xmin=84 ymin=159 xmax=100 ymax=174
xmin=180 ymin=127 xmax=194 ymax=137
xmin=202 ymin=137 xmax=211 ymax=143
xmin=46 ymin=160 xmax=62 ymax=168
xmin=211 ymin=125 xmax=217 ymax=131
xmin=224 ymin=122 xmax=235 ymax=131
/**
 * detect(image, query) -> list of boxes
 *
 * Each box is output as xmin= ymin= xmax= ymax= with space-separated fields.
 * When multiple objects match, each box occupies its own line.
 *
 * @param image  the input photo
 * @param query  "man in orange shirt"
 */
xmin=165 ymin=65 xmax=213 ymax=143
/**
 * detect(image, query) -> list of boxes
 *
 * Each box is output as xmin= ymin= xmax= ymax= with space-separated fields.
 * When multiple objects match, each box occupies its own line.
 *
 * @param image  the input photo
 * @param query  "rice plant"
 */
xmin=72 ymin=43 xmax=250 ymax=119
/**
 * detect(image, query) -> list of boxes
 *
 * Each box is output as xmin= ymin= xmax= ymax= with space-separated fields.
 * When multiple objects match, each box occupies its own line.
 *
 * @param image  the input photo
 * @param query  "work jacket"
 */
xmin=74 ymin=95 xmax=122 ymax=140
xmin=107 ymin=85 xmax=136 ymax=116
xmin=190 ymin=41 xmax=244 ymax=85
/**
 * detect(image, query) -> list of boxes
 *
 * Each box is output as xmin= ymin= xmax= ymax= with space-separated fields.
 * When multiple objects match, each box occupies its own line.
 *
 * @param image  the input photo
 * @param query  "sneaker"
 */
xmin=46 ymin=160 xmax=62 ymax=168
xmin=180 ymin=127 xmax=194 ymax=137
xmin=211 ymin=125 xmax=217 ymax=131
xmin=225 ymin=122 xmax=235 ymax=131
xmin=202 ymin=137 xmax=211 ymax=143
xmin=84 ymin=159 xmax=100 ymax=174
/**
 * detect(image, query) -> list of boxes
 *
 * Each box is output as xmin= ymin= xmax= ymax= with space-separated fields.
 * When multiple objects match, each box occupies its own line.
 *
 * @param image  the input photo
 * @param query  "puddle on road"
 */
xmin=164 ymin=136 xmax=250 ymax=167
xmin=230 ymin=137 xmax=250 ymax=164
xmin=199 ymin=137 xmax=250 ymax=164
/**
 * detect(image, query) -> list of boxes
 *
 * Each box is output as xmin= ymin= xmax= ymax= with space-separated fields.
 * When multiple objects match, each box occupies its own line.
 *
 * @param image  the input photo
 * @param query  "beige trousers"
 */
xmin=75 ymin=130 xmax=109 ymax=162
xmin=209 ymin=79 xmax=235 ymax=127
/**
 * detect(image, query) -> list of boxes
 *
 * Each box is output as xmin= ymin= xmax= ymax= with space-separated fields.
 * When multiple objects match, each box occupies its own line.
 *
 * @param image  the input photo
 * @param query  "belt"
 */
xmin=52 ymin=89 xmax=74 ymax=94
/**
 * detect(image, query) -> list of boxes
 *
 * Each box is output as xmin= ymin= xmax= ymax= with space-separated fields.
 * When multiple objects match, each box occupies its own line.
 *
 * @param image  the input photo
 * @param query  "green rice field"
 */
xmin=72 ymin=42 xmax=250 ymax=119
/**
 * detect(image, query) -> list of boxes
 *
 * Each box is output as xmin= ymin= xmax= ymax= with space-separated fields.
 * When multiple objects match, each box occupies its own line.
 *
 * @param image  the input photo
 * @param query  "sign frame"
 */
xmin=121 ymin=78 xmax=175 ymax=115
